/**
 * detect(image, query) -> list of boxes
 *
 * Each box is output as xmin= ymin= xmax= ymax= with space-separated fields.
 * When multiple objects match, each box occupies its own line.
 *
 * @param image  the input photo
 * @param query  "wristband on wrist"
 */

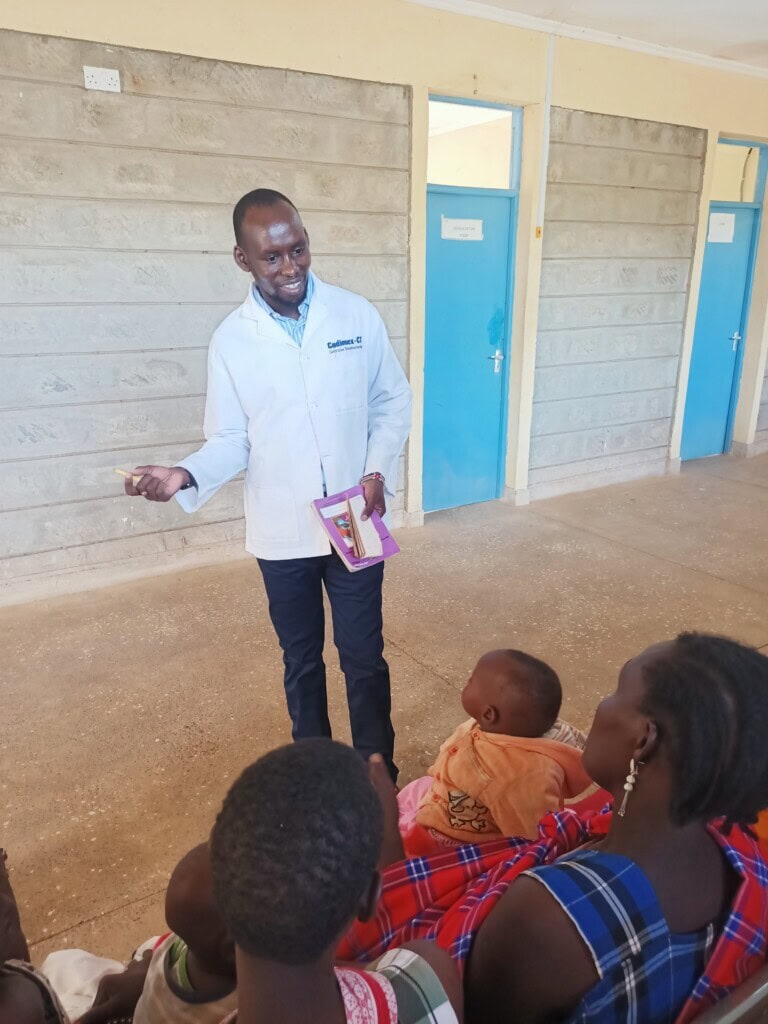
xmin=173 ymin=467 xmax=197 ymax=491
xmin=360 ymin=472 xmax=385 ymax=485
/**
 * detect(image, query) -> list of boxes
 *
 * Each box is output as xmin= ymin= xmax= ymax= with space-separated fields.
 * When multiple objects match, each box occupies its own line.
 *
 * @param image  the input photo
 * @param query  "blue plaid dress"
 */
xmin=525 ymin=849 xmax=716 ymax=1024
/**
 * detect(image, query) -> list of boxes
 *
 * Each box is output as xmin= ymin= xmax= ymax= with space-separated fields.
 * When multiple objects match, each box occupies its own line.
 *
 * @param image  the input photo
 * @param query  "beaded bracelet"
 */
xmin=360 ymin=472 xmax=385 ymax=485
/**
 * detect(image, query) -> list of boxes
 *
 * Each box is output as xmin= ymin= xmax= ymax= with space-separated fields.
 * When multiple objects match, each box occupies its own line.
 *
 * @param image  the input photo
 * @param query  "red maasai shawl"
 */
xmin=337 ymin=808 xmax=768 ymax=1022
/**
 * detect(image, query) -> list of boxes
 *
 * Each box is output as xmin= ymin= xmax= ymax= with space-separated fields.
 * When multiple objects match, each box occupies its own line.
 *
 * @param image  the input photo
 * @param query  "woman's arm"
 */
xmin=465 ymin=875 xmax=598 ymax=1024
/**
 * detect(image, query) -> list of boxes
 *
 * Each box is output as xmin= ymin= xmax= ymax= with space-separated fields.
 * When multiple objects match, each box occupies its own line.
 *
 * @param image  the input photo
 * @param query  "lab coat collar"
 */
xmin=239 ymin=272 xmax=330 ymax=342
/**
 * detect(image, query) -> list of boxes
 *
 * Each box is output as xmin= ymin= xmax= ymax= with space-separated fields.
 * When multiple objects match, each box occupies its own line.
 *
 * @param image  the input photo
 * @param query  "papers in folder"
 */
xmin=312 ymin=486 xmax=399 ymax=572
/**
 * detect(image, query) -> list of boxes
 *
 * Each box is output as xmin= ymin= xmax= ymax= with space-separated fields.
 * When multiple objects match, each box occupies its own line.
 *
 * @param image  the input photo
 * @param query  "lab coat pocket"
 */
xmin=334 ymin=387 xmax=366 ymax=415
xmin=246 ymin=486 xmax=300 ymax=543
xmin=333 ymin=352 xmax=367 ymax=413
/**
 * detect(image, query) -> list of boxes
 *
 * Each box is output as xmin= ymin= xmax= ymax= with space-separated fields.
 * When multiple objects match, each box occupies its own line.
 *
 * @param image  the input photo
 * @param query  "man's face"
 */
xmin=233 ymin=200 xmax=312 ymax=317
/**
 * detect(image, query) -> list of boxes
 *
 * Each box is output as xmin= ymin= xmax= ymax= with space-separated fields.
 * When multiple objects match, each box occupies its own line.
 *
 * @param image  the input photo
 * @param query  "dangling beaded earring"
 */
xmin=618 ymin=758 xmax=643 ymax=817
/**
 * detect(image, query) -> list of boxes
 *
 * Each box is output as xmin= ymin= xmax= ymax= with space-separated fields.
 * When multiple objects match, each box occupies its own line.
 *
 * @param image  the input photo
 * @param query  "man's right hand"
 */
xmin=123 ymin=466 xmax=190 ymax=502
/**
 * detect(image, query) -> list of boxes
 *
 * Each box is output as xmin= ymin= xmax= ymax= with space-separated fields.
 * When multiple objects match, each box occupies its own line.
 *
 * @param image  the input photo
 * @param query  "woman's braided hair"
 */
xmin=642 ymin=632 xmax=768 ymax=828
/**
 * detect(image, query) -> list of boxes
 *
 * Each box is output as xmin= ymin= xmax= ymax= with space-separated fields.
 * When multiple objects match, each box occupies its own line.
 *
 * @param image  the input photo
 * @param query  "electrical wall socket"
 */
xmin=83 ymin=66 xmax=121 ymax=92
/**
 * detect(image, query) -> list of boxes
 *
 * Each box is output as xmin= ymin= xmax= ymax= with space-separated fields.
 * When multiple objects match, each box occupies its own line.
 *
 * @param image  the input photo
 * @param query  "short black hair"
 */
xmin=642 ymin=632 xmax=768 ymax=828
xmin=210 ymin=739 xmax=382 ymax=965
xmin=503 ymin=649 xmax=562 ymax=733
xmin=232 ymin=188 xmax=297 ymax=244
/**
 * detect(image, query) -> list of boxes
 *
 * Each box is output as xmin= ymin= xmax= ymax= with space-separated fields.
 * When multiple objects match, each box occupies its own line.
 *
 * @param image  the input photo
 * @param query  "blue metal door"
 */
xmin=681 ymin=205 xmax=757 ymax=460
xmin=423 ymin=190 xmax=514 ymax=511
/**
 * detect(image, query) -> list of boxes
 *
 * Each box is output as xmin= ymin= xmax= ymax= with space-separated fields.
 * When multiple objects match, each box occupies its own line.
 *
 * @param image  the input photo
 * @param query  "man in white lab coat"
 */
xmin=124 ymin=190 xmax=411 ymax=779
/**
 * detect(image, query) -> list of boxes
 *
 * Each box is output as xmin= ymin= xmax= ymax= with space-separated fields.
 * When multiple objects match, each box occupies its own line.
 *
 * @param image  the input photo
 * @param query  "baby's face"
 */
xmin=461 ymin=656 xmax=503 ymax=721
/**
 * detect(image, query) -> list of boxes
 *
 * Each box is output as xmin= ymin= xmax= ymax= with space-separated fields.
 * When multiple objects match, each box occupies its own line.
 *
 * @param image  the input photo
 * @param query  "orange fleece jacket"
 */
xmin=416 ymin=718 xmax=592 ymax=842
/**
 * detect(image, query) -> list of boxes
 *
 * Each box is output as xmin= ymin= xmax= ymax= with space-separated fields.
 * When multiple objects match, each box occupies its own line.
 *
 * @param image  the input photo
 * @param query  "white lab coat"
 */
xmin=176 ymin=275 xmax=412 ymax=560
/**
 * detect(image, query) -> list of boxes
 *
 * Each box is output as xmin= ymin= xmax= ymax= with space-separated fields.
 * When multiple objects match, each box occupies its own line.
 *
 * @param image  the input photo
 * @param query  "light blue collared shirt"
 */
xmin=252 ymin=273 xmax=314 ymax=346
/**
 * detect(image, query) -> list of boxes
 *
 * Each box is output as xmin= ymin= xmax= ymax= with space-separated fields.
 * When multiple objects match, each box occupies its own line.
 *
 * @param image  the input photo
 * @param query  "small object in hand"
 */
xmin=114 ymin=469 xmax=140 ymax=484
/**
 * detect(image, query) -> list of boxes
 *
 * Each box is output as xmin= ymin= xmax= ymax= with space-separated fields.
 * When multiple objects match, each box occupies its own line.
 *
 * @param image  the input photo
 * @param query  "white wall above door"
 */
xmin=408 ymin=0 xmax=768 ymax=76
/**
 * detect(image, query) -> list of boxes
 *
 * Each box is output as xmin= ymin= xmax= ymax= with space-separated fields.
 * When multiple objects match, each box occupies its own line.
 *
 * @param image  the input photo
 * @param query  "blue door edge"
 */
xmin=495 ymin=191 xmax=519 ymax=498
xmin=718 ymin=142 xmax=767 ymax=453
xmin=723 ymin=205 xmax=760 ymax=452
xmin=682 ymin=205 xmax=758 ymax=461
xmin=423 ymin=190 xmax=516 ymax=507
xmin=425 ymin=101 xmax=523 ymax=501
xmin=423 ymin=187 xmax=520 ymax=501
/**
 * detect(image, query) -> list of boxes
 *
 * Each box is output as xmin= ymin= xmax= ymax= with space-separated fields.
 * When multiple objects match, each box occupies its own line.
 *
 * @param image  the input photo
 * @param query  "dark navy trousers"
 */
xmin=257 ymin=552 xmax=396 ymax=779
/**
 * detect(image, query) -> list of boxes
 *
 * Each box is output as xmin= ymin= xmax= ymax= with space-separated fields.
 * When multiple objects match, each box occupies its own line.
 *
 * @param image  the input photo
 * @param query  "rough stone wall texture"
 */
xmin=0 ymin=30 xmax=409 ymax=599
xmin=530 ymin=108 xmax=706 ymax=498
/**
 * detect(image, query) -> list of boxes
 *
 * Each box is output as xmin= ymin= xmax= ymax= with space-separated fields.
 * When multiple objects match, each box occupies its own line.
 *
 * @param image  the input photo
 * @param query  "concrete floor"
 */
xmin=2 ymin=454 xmax=767 ymax=964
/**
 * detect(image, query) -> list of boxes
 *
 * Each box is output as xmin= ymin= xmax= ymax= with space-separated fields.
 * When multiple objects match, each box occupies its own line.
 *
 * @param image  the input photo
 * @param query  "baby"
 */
xmin=70 ymin=843 xmax=236 ymax=1024
xmin=398 ymin=649 xmax=591 ymax=855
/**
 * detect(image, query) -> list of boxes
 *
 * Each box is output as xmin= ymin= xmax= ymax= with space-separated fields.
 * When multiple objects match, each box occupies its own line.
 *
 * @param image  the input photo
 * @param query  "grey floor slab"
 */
xmin=531 ymin=455 xmax=768 ymax=595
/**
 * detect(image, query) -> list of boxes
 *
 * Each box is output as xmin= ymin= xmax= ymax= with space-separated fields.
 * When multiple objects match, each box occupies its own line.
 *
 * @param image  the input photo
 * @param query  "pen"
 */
xmin=114 ymin=469 xmax=141 ymax=483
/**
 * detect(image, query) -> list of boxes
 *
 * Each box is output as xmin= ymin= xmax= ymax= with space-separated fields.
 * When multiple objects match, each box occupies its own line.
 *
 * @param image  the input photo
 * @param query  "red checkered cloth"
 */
xmin=678 ymin=821 xmax=768 ymax=1022
xmin=339 ymin=807 xmax=604 ymax=965
xmin=338 ymin=808 xmax=768 ymax=1023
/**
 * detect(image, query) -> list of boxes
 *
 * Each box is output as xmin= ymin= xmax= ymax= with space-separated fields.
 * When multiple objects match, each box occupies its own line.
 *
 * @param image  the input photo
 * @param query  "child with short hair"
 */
xmin=209 ymin=738 xmax=463 ymax=1024
xmin=131 ymin=843 xmax=236 ymax=1024
xmin=70 ymin=843 xmax=236 ymax=1024
xmin=398 ymin=649 xmax=591 ymax=855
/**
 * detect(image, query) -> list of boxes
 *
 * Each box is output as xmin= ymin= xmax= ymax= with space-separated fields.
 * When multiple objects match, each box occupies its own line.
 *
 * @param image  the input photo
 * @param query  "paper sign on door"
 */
xmin=441 ymin=216 xmax=484 ymax=241
xmin=708 ymin=212 xmax=735 ymax=244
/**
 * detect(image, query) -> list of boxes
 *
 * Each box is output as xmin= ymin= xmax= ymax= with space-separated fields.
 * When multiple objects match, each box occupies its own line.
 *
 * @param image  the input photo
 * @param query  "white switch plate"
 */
xmin=83 ymin=65 xmax=121 ymax=92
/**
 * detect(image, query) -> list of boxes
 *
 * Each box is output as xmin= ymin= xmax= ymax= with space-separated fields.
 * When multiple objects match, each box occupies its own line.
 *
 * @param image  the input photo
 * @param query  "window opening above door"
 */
xmin=428 ymin=99 xmax=516 ymax=191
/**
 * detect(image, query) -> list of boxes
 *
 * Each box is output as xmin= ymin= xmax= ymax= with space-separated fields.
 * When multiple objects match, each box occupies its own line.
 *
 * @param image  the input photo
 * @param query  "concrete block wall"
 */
xmin=0 ymin=30 xmax=409 ymax=600
xmin=530 ymin=108 xmax=706 ymax=498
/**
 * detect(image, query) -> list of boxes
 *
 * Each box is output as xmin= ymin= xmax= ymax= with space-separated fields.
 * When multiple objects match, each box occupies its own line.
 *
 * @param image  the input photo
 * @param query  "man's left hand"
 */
xmin=361 ymin=478 xmax=386 ymax=521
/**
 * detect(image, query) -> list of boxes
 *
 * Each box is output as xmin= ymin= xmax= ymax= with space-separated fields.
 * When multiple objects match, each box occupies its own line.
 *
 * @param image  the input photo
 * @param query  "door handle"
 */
xmin=730 ymin=331 xmax=742 ymax=352
xmin=488 ymin=349 xmax=505 ymax=374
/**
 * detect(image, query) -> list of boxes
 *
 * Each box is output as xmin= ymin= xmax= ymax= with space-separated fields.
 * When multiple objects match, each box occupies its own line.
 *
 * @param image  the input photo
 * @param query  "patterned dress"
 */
xmin=217 ymin=947 xmax=458 ymax=1024
xmin=525 ymin=849 xmax=716 ymax=1023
